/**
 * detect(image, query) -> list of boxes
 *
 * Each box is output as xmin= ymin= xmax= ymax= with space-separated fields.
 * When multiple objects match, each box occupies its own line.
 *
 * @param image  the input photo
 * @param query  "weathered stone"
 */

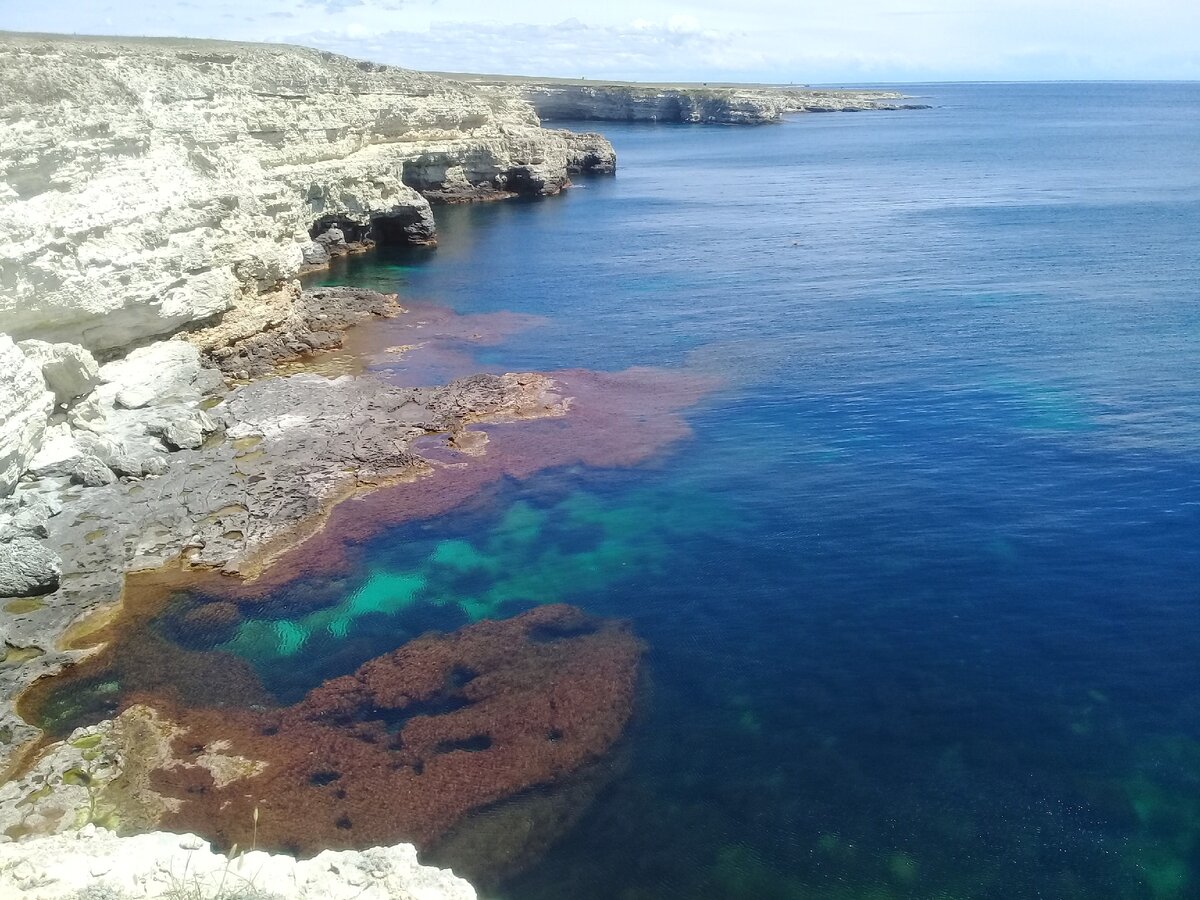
xmin=24 ymin=424 xmax=87 ymax=478
xmin=68 ymin=454 xmax=116 ymax=487
xmin=191 ymin=286 xmax=402 ymax=378
xmin=301 ymin=241 xmax=330 ymax=265
xmin=0 ymin=537 xmax=61 ymax=597
xmin=315 ymin=225 xmax=347 ymax=248
xmin=0 ymin=335 xmax=54 ymax=496
xmin=16 ymin=339 xmax=100 ymax=406
xmin=107 ymin=450 xmax=169 ymax=478
xmin=0 ymin=825 xmax=476 ymax=900
xmin=152 ymin=408 xmax=217 ymax=451
xmin=99 ymin=342 xmax=209 ymax=410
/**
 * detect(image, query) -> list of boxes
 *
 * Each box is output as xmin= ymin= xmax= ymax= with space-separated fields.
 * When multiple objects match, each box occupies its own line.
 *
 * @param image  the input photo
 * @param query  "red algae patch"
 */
xmin=341 ymin=300 xmax=549 ymax=386
xmin=213 ymin=364 xmax=721 ymax=597
xmin=131 ymin=605 xmax=642 ymax=880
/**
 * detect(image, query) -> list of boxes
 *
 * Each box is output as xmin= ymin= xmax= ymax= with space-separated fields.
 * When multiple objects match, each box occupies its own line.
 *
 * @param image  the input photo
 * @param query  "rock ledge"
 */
xmin=0 ymin=825 xmax=476 ymax=899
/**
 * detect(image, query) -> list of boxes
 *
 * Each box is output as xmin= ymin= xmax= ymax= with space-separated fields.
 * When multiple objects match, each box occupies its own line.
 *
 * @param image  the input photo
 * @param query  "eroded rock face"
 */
xmin=190 ymin=285 xmax=404 ymax=380
xmin=0 ymin=335 xmax=54 ymax=496
xmin=0 ymin=33 xmax=615 ymax=353
xmin=15 ymin=340 xmax=100 ymax=408
xmin=461 ymin=79 xmax=926 ymax=124
xmin=0 ymin=826 xmax=476 ymax=900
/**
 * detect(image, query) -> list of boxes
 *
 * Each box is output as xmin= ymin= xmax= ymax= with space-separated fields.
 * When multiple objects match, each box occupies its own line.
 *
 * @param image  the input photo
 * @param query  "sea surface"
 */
xmin=69 ymin=83 xmax=1200 ymax=897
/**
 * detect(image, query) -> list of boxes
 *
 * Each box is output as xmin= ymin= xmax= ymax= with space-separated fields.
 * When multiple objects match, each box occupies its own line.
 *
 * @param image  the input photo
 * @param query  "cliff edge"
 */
xmin=442 ymin=75 xmax=927 ymax=124
xmin=0 ymin=32 xmax=614 ymax=353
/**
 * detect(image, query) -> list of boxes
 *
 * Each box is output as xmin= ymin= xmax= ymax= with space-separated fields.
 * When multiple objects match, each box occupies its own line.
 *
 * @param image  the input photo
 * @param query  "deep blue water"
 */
xmin=145 ymin=83 xmax=1200 ymax=898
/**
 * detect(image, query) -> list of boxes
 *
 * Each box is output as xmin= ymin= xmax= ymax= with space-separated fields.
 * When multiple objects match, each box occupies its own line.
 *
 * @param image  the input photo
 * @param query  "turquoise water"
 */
xmin=190 ymin=84 xmax=1200 ymax=897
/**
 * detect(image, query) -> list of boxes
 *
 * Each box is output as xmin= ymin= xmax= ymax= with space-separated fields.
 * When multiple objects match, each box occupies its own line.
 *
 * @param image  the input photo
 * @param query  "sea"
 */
xmin=65 ymin=83 xmax=1200 ymax=898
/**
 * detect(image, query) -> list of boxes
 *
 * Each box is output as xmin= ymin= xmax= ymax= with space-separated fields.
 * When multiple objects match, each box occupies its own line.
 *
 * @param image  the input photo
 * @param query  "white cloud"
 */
xmin=2 ymin=0 xmax=1198 ymax=81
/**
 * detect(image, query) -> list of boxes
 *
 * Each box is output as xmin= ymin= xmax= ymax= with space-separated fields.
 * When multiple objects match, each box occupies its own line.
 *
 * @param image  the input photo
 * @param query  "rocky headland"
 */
xmin=0 ymin=31 xmax=615 ymax=354
xmin=442 ymin=74 xmax=929 ymax=124
xmin=0 ymin=27 xmax=919 ymax=898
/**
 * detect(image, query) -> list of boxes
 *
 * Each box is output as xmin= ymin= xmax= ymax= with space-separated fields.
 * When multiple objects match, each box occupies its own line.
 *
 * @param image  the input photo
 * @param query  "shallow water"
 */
xmin=53 ymin=83 xmax=1200 ymax=897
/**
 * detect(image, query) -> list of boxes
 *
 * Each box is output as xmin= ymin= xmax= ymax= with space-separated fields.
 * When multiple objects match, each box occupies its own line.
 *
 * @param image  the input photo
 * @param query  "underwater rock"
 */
xmin=180 ymin=601 xmax=244 ymax=644
xmin=119 ymin=605 xmax=644 ymax=883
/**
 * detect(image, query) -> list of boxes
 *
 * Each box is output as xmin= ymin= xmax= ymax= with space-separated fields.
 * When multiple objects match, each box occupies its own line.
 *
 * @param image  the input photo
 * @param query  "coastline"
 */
xmin=0 ymin=29 xmax=920 ymax=898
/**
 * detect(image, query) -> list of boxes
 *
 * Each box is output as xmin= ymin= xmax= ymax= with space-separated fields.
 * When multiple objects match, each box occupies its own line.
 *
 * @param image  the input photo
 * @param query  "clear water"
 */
xmin=101 ymin=83 xmax=1200 ymax=897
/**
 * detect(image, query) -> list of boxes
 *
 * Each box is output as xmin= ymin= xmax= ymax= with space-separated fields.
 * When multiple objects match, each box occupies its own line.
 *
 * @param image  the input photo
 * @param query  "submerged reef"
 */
xmin=14 ymin=605 xmax=642 ymax=886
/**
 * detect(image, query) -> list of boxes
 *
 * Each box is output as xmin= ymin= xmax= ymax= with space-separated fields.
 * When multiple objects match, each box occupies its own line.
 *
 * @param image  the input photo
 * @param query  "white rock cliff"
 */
xmin=0 ymin=32 xmax=613 ymax=353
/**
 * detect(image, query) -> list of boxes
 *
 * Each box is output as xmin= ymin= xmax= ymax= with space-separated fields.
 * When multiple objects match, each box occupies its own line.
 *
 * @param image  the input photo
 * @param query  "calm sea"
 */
xmin=108 ymin=83 xmax=1200 ymax=898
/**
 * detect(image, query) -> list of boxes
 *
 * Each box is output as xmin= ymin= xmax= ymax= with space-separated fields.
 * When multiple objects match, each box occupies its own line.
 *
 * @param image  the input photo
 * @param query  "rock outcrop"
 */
xmin=452 ymin=77 xmax=927 ymax=124
xmin=0 ymin=336 xmax=54 ymax=496
xmin=0 ymin=825 xmax=476 ymax=900
xmin=0 ymin=305 xmax=571 ymax=768
xmin=0 ymin=32 xmax=615 ymax=354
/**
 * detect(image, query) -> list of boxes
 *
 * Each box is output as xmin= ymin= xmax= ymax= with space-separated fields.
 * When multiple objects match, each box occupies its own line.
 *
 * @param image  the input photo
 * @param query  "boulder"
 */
xmin=99 ymin=341 xmax=209 ymax=410
xmin=16 ymin=340 xmax=100 ymax=406
xmin=24 ymin=424 xmax=87 ymax=478
xmin=0 ymin=537 xmax=61 ymax=597
xmin=302 ymin=240 xmax=330 ymax=265
xmin=108 ymin=450 xmax=169 ymax=478
xmin=315 ymin=225 xmax=347 ymax=248
xmin=0 ymin=335 xmax=54 ymax=497
xmin=67 ymin=454 xmax=116 ymax=487
xmin=151 ymin=408 xmax=218 ymax=451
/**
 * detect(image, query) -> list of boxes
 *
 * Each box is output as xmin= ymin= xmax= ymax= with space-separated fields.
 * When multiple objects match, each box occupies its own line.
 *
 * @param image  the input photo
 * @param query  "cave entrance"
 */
xmin=309 ymin=210 xmax=434 ymax=249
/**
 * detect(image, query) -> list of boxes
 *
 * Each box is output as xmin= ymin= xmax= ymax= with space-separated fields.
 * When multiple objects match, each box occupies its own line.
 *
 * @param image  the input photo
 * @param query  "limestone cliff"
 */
xmin=0 ymin=32 xmax=614 ymax=353
xmin=446 ymin=76 xmax=927 ymax=124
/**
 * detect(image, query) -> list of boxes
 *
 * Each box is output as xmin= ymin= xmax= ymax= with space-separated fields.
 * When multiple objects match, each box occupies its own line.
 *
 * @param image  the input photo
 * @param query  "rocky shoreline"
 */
xmin=442 ymin=74 xmax=930 ymax=124
xmin=0 ymin=29 xmax=923 ymax=899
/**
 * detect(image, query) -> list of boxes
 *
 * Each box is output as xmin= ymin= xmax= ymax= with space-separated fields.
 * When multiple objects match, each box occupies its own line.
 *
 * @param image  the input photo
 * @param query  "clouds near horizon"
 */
xmin=2 ymin=0 xmax=1197 ymax=82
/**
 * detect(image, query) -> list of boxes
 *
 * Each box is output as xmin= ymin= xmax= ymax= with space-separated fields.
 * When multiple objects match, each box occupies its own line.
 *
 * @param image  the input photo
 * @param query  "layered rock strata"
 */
xmin=0 ymin=32 xmax=614 ymax=353
xmin=450 ymin=76 xmax=928 ymax=124
xmin=0 ymin=825 xmax=477 ymax=900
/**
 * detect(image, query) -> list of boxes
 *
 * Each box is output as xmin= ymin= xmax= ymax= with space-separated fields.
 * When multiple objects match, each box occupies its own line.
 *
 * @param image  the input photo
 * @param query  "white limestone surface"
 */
xmin=0 ymin=335 xmax=54 ymax=495
xmin=0 ymin=826 xmax=477 ymax=900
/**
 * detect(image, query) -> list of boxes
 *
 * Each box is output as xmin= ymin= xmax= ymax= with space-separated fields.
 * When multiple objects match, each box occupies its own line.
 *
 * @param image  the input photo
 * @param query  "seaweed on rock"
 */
xmin=127 ymin=604 xmax=644 ymax=882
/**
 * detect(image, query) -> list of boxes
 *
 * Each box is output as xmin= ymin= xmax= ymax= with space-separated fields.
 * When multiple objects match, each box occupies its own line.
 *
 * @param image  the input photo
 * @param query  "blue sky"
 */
xmin=2 ymin=0 xmax=1197 ymax=83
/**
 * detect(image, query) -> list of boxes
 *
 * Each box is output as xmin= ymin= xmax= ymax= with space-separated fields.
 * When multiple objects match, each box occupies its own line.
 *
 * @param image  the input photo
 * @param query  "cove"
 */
xmin=33 ymin=82 xmax=1200 ymax=899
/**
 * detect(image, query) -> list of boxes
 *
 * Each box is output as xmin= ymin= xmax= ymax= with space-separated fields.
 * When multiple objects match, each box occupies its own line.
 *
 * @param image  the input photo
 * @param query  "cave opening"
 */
xmin=308 ymin=210 xmax=434 ymax=248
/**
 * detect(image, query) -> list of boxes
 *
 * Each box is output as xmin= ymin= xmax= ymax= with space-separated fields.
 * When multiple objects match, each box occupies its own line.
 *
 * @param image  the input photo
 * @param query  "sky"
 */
xmin=1 ymin=0 xmax=1197 ymax=83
